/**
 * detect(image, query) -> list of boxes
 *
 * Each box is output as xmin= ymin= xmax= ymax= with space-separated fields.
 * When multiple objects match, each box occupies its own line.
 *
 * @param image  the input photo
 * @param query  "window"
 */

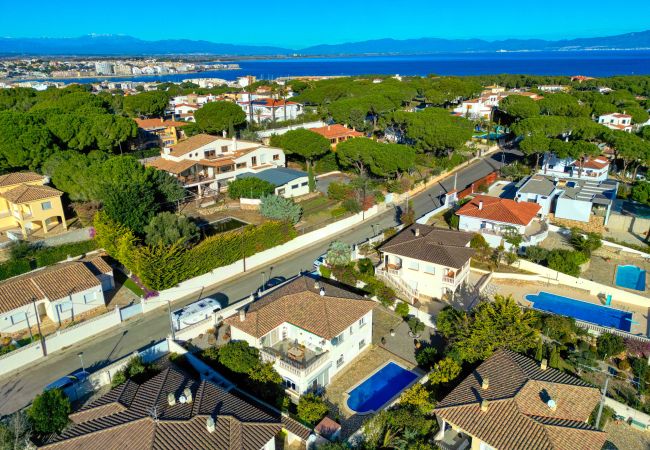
xmin=333 ymin=333 xmax=345 ymax=346
xmin=251 ymin=156 xmax=257 ymax=166
xmin=283 ymin=378 xmax=296 ymax=391
xmin=277 ymin=188 xmax=285 ymax=196
xmin=59 ymin=302 xmax=73 ymax=312
xmin=236 ymin=162 xmax=247 ymax=169
xmin=83 ymin=292 xmax=95 ymax=304
xmin=204 ymin=149 xmax=216 ymax=159
xmin=301 ymin=182 xmax=308 ymax=187
xmin=424 ymin=265 xmax=436 ymax=274
xmin=273 ymin=154 xmax=280 ymax=161
xmin=358 ymin=317 xmax=366 ymax=328
xmin=359 ymin=339 xmax=366 ymax=350
xmin=408 ymin=261 xmax=419 ymax=271
xmin=221 ymin=145 xmax=229 ymax=153
xmin=10 ymin=312 xmax=26 ymax=325
xmin=291 ymin=184 xmax=299 ymax=189
xmin=336 ymin=355 xmax=344 ymax=368
xmin=349 ymin=326 xmax=354 ymax=336
xmin=41 ymin=201 xmax=52 ymax=211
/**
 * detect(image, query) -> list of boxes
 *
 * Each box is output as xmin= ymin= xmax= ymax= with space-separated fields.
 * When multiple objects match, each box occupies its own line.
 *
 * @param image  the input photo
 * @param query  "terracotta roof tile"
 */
xmin=456 ymin=195 xmax=541 ymax=226
xmin=0 ymin=172 xmax=45 ymax=187
xmin=311 ymin=124 xmax=364 ymax=139
xmin=225 ymin=276 xmax=375 ymax=339
xmin=0 ymin=184 xmax=63 ymax=204
xmin=167 ymin=134 xmax=220 ymax=157
xmin=146 ymin=157 xmax=198 ymax=174
xmin=134 ymin=118 xmax=187 ymax=129
xmin=434 ymin=350 xmax=606 ymax=450
xmin=378 ymin=225 xmax=475 ymax=269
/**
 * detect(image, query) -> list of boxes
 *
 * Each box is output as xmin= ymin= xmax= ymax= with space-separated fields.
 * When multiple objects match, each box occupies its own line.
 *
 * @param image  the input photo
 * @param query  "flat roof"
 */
xmin=237 ymin=167 xmax=307 ymax=186
xmin=517 ymin=175 xmax=557 ymax=197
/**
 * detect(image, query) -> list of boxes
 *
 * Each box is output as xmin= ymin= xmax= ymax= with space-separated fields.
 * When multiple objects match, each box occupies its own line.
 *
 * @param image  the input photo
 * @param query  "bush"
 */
xmin=375 ymin=282 xmax=396 ymax=308
xmin=218 ymin=341 xmax=260 ymax=374
xmin=144 ymin=212 xmax=199 ymax=247
xmin=597 ymin=333 xmax=625 ymax=359
xmin=326 ymin=241 xmax=351 ymax=267
xmin=618 ymin=359 xmax=631 ymax=371
xmin=314 ymin=152 xmax=339 ymax=174
xmin=342 ymin=198 xmax=361 ymax=213
xmin=547 ymin=249 xmax=587 ymax=277
xmin=470 ymin=234 xmax=489 ymax=251
xmin=569 ymin=228 xmax=602 ymax=256
xmin=260 ymin=195 xmax=303 ymax=224
xmin=297 ymin=393 xmax=328 ymax=426
xmin=415 ymin=345 xmax=437 ymax=370
xmin=444 ymin=210 xmax=459 ymax=229
xmin=228 ymin=177 xmax=275 ymax=199
xmin=395 ymin=301 xmax=410 ymax=318
xmin=331 ymin=264 xmax=357 ymax=286
xmin=357 ymin=258 xmax=374 ymax=276
xmin=28 ymin=389 xmax=71 ymax=435
xmin=111 ymin=356 xmax=159 ymax=387
xmin=408 ymin=317 xmax=425 ymax=336
xmin=319 ymin=265 xmax=332 ymax=278
xmin=525 ymin=246 xmax=549 ymax=264
xmin=327 ymin=182 xmax=353 ymax=201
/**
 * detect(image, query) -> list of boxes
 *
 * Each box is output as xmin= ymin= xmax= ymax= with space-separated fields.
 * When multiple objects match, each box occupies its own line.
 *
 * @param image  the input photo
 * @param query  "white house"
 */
xmin=0 ymin=257 xmax=113 ymax=335
xmin=238 ymin=98 xmax=303 ymax=123
xmin=456 ymin=195 xmax=546 ymax=248
xmin=553 ymin=178 xmax=618 ymax=225
xmin=598 ymin=113 xmax=633 ymax=132
xmin=515 ymin=175 xmax=559 ymax=216
xmin=539 ymin=153 xmax=610 ymax=181
xmin=376 ymin=225 xmax=475 ymax=302
xmin=237 ymin=168 xmax=310 ymax=198
xmin=173 ymin=103 xmax=200 ymax=121
xmin=452 ymin=98 xmax=495 ymax=120
xmin=224 ymin=276 xmax=375 ymax=397
xmin=146 ymin=134 xmax=286 ymax=197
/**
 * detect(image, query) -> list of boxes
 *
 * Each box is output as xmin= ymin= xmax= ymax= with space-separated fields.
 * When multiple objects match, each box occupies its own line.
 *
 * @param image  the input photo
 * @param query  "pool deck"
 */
xmin=486 ymin=278 xmax=649 ymax=336
xmin=583 ymin=246 xmax=650 ymax=298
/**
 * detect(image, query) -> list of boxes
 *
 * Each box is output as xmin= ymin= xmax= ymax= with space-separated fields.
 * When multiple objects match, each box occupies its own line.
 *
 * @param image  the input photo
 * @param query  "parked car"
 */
xmin=45 ymin=370 xmax=89 ymax=392
xmin=262 ymin=276 xmax=286 ymax=291
xmin=313 ymin=254 xmax=327 ymax=269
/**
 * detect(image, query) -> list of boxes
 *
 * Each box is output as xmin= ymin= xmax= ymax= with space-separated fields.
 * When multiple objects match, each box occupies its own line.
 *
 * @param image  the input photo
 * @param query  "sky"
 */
xmin=2 ymin=0 xmax=649 ymax=48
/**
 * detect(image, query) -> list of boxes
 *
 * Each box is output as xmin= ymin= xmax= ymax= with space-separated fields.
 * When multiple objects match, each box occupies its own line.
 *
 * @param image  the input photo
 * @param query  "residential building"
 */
xmin=0 ymin=257 xmax=113 ymax=335
xmin=515 ymin=175 xmax=560 ymax=216
xmin=94 ymin=61 xmax=114 ymax=76
xmin=376 ymin=225 xmax=475 ymax=302
xmin=238 ymin=98 xmax=304 ymax=123
xmin=598 ymin=113 xmax=633 ymax=132
xmin=453 ymin=98 xmax=495 ymax=120
xmin=539 ymin=153 xmax=610 ymax=181
xmin=146 ymin=134 xmax=286 ymax=197
xmin=224 ymin=276 xmax=375 ymax=397
xmin=553 ymin=177 xmax=618 ymax=226
xmin=134 ymin=118 xmax=186 ymax=148
xmin=537 ymin=84 xmax=569 ymax=92
xmin=0 ymin=172 xmax=67 ymax=238
xmin=174 ymin=103 xmax=200 ymax=121
xmin=434 ymin=349 xmax=606 ymax=450
xmin=310 ymin=124 xmax=363 ymax=148
xmin=237 ymin=168 xmax=310 ymax=198
xmin=482 ymin=84 xmax=506 ymax=95
xmin=40 ymin=364 xmax=310 ymax=450
xmin=456 ymin=195 xmax=547 ymax=248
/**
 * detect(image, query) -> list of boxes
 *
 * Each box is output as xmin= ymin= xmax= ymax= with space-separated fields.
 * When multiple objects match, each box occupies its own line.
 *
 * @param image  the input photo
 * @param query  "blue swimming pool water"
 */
xmin=347 ymin=362 xmax=418 ymax=413
xmin=616 ymin=265 xmax=647 ymax=291
xmin=526 ymin=292 xmax=633 ymax=332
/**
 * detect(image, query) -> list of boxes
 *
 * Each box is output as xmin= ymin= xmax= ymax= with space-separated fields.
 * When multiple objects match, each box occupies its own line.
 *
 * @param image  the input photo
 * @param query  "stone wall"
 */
xmin=549 ymin=213 xmax=605 ymax=233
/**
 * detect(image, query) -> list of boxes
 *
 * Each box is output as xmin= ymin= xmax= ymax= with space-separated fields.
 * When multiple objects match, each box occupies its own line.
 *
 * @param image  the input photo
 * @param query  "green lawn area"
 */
xmin=298 ymin=194 xmax=343 ymax=227
xmin=114 ymin=269 xmax=144 ymax=297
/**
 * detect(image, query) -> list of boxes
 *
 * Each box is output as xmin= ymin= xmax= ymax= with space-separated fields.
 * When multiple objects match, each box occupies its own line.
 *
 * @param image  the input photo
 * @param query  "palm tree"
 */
xmin=278 ymin=85 xmax=289 ymax=121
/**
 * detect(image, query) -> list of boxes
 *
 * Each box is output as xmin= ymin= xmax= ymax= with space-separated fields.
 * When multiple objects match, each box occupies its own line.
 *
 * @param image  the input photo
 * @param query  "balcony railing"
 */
xmin=260 ymin=347 xmax=330 ymax=378
xmin=442 ymin=276 xmax=456 ymax=285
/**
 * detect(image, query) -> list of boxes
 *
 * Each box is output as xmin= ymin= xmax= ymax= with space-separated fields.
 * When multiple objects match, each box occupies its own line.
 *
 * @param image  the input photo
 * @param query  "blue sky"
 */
xmin=2 ymin=0 xmax=649 ymax=47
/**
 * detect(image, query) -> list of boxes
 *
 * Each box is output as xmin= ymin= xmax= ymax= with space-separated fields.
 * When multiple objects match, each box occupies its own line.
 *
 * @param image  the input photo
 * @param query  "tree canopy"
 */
xmin=28 ymin=389 xmax=71 ymax=435
xmin=336 ymin=137 xmax=415 ymax=177
xmin=144 ymin=212 xmax=200 ymax=247
xmin=122 ymin=91 xmax=169 ymax=117
xmin=269 ymin=129 xmax=330 ymax=167
xmin=194 ymin=101 xmax=247 ymax=135
xmin=227 ymin=177 xmax=276 ymax=199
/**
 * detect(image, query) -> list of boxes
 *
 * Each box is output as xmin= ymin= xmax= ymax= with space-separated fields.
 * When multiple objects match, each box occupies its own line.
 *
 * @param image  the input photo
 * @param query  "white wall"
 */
xmin=0 ymin=301 xmax=44 ymax=334
xmin=49 ymin=286 xmax=105 ymax=325
xmin=555 ymin=197 xmax=592 ymax=223
xmin=276 ymin=176 xmax=310 ymax=198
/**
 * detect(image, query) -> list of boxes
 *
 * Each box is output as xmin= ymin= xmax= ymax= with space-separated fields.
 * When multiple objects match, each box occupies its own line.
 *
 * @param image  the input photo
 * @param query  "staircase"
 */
xmin=376 ymin=269 xmax=419 ymax=303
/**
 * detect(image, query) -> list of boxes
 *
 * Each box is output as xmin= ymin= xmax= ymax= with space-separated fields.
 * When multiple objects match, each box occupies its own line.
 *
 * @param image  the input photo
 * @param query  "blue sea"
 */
xmin=36 ymin=51 xmax=650 ymax=84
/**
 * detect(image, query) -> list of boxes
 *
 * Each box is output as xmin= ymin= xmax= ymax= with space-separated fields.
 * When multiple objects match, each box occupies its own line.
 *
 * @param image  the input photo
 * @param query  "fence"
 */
xmin=119 ymin=302 xmax=143 ymax=321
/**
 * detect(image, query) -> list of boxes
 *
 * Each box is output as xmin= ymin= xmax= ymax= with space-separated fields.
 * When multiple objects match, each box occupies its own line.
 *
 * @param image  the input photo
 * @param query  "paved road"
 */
xmin=0 ymin=148 xmax=520 ymax=417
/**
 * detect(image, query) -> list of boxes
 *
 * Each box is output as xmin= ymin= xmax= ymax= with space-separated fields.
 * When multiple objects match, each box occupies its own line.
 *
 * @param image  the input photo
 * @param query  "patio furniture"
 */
xmin=287 ymin=346 xmax=305 ymax=361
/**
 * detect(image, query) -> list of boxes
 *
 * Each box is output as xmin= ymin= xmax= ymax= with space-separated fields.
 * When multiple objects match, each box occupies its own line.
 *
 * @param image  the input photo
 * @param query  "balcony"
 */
xmin=260 ymin=340 xmax=329 ymax=378
xmin=436 ymin=429 xmax=470 ymax=450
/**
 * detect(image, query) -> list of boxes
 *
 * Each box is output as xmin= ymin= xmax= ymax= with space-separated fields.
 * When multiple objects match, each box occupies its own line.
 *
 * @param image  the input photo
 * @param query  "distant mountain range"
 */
xmin=1 ymin=30 xmax=650 ymax=57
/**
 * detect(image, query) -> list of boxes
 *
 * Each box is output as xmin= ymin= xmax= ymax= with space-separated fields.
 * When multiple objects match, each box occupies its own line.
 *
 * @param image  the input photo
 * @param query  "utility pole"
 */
xmin=32 ymin=298 xmax=46 ymax=356
xmin=595 ymin=375 xmax=610 ymax=430
xmin=167 ymin=299 xmax=176 ymax=341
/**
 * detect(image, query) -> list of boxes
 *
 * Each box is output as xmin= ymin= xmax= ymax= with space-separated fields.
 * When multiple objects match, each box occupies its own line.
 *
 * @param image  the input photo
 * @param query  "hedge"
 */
xmin=95 ymin=212 xmax=296 ymax=291
xmin=0 ymin=239 xmax=99 ymax=282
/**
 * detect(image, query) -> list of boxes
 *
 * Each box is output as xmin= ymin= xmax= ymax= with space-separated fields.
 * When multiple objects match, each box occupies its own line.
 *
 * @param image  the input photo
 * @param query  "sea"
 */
xmin=33 ymin=50 xmax=650 ymax=84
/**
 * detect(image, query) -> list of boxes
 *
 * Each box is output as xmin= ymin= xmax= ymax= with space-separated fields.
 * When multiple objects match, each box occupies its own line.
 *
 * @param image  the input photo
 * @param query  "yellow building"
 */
xmin=0 ymin=172 xmax=67 ymax=238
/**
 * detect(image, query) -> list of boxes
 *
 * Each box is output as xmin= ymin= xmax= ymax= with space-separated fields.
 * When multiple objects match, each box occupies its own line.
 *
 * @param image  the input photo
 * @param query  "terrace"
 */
xmin=260 ymin=338 xmax=330 ymax=379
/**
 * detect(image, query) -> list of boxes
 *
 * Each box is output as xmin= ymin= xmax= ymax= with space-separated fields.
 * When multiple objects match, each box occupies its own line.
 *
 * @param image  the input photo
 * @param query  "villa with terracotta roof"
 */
xmin=145 ymin=134 xmax=286 ymax=197
xmin=0 ymin=172 xmax=67 ymax=239
xmin=434 ymin=349 xmax=607 ymax=450
xmin=0 ymin=256 xmax=113 ymax=335
xmin=376 ymin=224 xmax=475 ymax=302
xmin=224 ymin=276 xmax=375 ymax=397
xmin=40 ymin=364 xmax=310 ymax=450
xmin=540 ymin=153 xmax=611 ymax=181
xmin=456 ymin=195 xmax=548 ymax=248
xmin=134 ymin=117 xmax=187 ymax=148
xmin=310 ymin=124 xmax=363 ymax=148
xmin=598 ymin=112 xmax=633 ymax=132
xmin=237 ymin=98 xmax=303 ymax=123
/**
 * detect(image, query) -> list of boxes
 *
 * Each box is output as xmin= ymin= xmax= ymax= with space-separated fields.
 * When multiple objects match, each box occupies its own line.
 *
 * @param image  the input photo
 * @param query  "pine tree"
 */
xmin=535 ymin=340 xmax=544 ymax=361
xmin=549 ymin=345 xmax=560 ymax=369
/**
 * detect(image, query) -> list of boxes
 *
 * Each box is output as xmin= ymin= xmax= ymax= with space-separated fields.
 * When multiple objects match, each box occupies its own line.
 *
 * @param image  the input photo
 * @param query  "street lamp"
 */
xmin=78 ymin=352 xmax=85 ymax=373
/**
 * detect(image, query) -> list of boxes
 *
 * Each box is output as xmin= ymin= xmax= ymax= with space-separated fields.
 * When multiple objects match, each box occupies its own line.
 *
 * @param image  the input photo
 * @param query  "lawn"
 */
xmin=114 ymin=269 xmax=144 ymax=297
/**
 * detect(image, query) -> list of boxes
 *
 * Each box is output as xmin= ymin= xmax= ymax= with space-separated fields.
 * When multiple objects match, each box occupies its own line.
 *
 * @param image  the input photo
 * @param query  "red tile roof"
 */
xmin=456 ymin=195 xmax=540 ymax=226
xmin=581 ymin=156 xmax=609 ymax=170
xmin=310 ymin=124 xmax=363 ymax=140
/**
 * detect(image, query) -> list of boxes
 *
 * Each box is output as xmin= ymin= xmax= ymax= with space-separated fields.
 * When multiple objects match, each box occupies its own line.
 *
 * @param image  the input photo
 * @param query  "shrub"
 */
xmin=547 ymin=249 xmax=587 ymax=277
xmin=111 ymin=356 xmax=158 ymax=387
xmin=470 ymin=234 xmax=489 ymax=251
xmin=399 ymin=383 xmax=434 ymax=414
xmin=429 ymin=357 xmax=462 ymax=385
xmin=597 ymin=333 xmax=625 ymax=359
xmin=408 ymin=317 xmax=425 ymax=336
xmin=569 ymin=228 xmax=602 ymax=256
xmin=342 ymin=198 xmax=361 ymax=213
xmin=218 ymin=341 xmax=260 ymax=374
xmin=525 ymin=246 xmax=549 ymax=264
xmin=319 ymin=265 xmax=332 ymax=278
xmin=144 ymin=212 xmax=199 ymax=247
xmin=326 ymin=241 xmax=351 ymax=267
xmin=331 ymin=264 xmax=357 ymax=286
xmin=228 ymin=177 xmax=275 ymax=199
xmin=314 ymin=152 xmax=340 ymax=174
xmin=327 ymin=182 xmax=353 ymax=201
xmin=375 ymin=282 xmax=396 ymax=308
xmin=260 ymin=195 xmax=302 ymax=224
xmin=297 ymin=393 xmax=328 ymax=426
xmin=357 ymin=258 xmax=374 ymax=276
xmin=395 ymin=301 xmax=410 ymax=318
xmin=28 ymin=389 xmax=71 ymax=435
xmin=415 ymin=345 xmax=438 ymax=370
xmin=444 ymin=211 xmax=459 ymax=229
xmin=618 ymin=359 xmax=631 ymax=371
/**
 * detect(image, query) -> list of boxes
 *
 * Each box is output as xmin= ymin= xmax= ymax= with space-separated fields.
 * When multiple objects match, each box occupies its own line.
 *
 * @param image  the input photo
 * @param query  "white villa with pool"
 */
xmin=224 ymin=276 xmax=375 ymax=398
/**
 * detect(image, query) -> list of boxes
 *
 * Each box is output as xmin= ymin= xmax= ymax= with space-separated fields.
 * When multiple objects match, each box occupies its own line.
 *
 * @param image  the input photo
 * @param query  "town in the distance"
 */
xmin=1 ymin=49 xmax=650 ymax=450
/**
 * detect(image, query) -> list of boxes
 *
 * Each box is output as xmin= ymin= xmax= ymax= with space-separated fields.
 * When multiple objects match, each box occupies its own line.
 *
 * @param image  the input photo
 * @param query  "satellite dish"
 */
xmin=547 ymin=399 xmax=557 ymax=409
xmin=179 ymin=395 xmax=187 ymax=404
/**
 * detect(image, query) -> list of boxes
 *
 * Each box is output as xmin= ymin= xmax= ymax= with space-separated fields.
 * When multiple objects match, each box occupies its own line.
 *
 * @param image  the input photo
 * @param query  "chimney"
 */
xmin=540 ymin=358 xmax=548 ymax=371
xmin=232 ymin=136 xmax=237 ymax=151
xmin=481 ymin=377 xmax=489 ymax=390
xmin=327 ymin=125 xmax=331 ymax=130
xmin=319 ymin=287 xmax=326 ymax=296
xmin=314 ymin=281 xmax=320 ymax=290
xmin=206 ymin=416 xmax=215 ymax=433
xmin=478 ymin=200 xmax=483 ymax=211
xmin=414 ymin=228 xmax=420 ymax=237
xmin=183 ymin=387 xmax=193 ymax=403
xmin=167 ymin=393 xmax=176 ymax=406
xmin=239 ymin=309 xmax=246 ymax=322
xmin=481 ymin=400 xmax=489 ymax=412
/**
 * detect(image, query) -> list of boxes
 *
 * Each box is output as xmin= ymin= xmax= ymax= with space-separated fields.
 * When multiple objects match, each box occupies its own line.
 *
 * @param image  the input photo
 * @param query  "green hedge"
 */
xmin=95 ymin=212 xmax=296 ymax=291
xmin=0 ymin=239 xmax=99 ymax=282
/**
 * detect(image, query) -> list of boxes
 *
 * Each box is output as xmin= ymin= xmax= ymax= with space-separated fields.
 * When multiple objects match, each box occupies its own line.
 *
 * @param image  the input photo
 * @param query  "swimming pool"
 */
xmin=616 ymin=265 xmax=646 ymax=291
xmin=525 ymin=291 xmax=633 ymax=332
xmin=346 ymin=362 xmax=418 ymax=414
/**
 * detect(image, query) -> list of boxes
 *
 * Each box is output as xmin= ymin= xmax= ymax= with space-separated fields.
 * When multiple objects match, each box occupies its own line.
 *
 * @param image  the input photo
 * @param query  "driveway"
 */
xmin=316 ymin=173 xmax=350 ymax=195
